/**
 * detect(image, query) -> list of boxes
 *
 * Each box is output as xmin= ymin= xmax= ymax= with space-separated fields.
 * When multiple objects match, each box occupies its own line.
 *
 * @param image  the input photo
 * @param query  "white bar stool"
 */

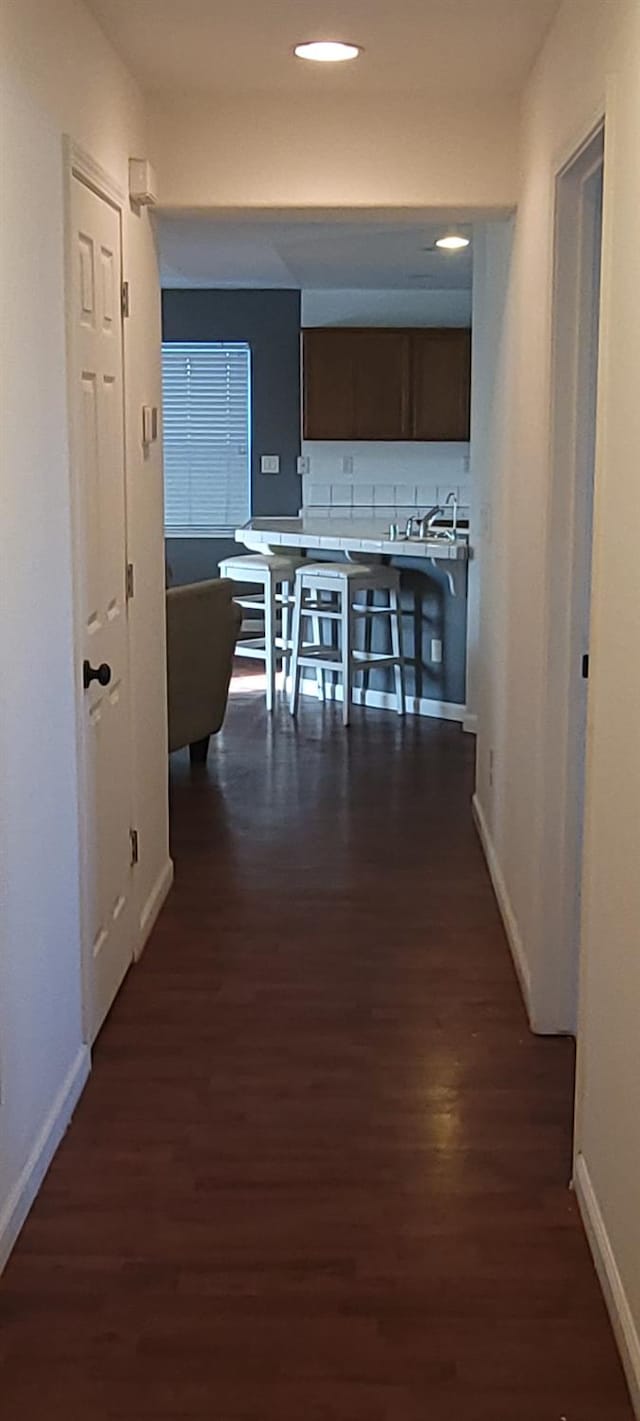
xmin=218 ymin=552 xmax=305 ymax=711
xmin=289 ymin=563 xmax=406 ymax=727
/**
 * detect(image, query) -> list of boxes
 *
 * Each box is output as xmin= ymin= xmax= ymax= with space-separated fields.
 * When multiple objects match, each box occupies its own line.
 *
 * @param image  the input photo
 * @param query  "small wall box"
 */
xmin=142 ymin=405 xmax=158 ymax=445
xmin=129 ymin=158 xmax=157 ymax=206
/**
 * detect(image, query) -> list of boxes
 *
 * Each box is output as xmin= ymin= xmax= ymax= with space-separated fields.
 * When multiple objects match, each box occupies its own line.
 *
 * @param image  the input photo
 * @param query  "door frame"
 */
xmin=63 ymin=138 xmax=134 ymax=1042
xmin=538 ymin=120 xmax=605 ymax=1037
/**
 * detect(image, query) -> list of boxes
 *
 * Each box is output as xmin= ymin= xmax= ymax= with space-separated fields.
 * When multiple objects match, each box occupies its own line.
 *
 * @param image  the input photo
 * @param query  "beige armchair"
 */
xmin=166 ymin=578 xmax=242 ymax=762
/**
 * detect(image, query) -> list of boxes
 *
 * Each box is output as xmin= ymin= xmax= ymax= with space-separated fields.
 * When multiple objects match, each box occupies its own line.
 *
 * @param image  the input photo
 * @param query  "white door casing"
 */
xmin=539 ymin=123 xmax=604 ymax=1037
xmin=70 ymin=173 xmax=134 ymax=1041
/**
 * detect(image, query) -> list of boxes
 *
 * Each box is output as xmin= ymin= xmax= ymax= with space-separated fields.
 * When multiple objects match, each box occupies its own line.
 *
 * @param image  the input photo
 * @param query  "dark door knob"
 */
xmin=83 ymin=659 xmax=112 ymax=690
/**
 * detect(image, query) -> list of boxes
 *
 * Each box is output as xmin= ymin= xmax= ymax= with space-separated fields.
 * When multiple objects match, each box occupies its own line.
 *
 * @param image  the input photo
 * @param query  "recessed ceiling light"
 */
xmin=294 ymin=41 xmax=361 ymax=63
xmin=435 ymin=234 xmax=471 ymax=251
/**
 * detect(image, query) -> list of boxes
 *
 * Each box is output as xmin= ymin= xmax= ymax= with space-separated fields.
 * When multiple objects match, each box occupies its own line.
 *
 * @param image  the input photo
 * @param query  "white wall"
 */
xmin=302 ymin=289 xmax=472 ymax=328
xmin=466 ymin=221 xmax=514 ymax=742
xmin=150 ymin=93 xmax=518 ymax=211
xmin=473 ymin=0 xmax=640 ymax=1405
xmin=301 ymin=445 xmax=470 ymax=517
xmin=0 ymin=0 xmax=169 ymax=1268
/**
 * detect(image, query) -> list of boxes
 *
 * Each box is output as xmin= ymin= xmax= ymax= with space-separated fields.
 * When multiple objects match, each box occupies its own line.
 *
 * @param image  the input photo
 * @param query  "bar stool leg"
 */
xmin=311 ymin=594 xmax=325 ymax=701
xmin=289 ymin=579 xmax=303 ymax=717
xmin=281 ymin=579 xmax=291 ymax=691
xmin=341 ymin=586 xmax=353 ymax=728
xmin=362 ymin=588 xmax=373 ymax=698
xmin=390 ymin=585 xmax=406 ymax=716
xmin=264 ymin=578 xmax=277 ymax=713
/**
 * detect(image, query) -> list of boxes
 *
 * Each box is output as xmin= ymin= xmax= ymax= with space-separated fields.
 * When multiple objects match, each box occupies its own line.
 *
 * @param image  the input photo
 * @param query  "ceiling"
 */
xmin=155 ymin=215 xmax=475 ymax=290
xmin=86 ymin=0 xmax=560 ymax=99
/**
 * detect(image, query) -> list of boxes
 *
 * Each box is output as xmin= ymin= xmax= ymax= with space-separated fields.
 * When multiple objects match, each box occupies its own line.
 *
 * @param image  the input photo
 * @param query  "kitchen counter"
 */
xmin=235 ymin=516 xmax=470 ymax=562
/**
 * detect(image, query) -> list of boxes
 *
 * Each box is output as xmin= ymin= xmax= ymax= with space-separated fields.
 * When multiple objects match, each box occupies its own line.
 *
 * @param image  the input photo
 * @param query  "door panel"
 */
xmin=352 ymin=331 xmax=410 ymax=440
xmin=411 ymin=329 xmax=471 ymax=441
xmin=302 ymin=329 xmax=355 ymax=439
xmin=71 ymin=176 xmax=133 ymax=1041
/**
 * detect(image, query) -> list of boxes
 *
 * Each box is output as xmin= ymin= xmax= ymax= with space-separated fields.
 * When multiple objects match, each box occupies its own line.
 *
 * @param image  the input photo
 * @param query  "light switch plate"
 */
xmin=297 ymin=455 xmax=310 ymax=476
xmin=261 ymin=454 xmax=280 ymax=474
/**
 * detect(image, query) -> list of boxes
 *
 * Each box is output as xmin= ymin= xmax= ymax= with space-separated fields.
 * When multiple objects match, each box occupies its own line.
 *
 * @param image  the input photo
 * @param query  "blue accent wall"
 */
xmin=162 ymin=289 xmax=301 ymax=585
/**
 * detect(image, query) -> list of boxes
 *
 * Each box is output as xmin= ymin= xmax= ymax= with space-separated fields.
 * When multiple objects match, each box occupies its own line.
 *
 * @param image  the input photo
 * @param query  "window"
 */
xmin=162 ymin=341 xmax=251 ymax=536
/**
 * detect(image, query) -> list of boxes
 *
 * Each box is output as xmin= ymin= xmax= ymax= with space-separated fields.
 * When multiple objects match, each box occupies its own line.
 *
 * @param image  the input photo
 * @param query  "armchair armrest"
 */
xmin=166 ymin=578 xmax=242 ymax=755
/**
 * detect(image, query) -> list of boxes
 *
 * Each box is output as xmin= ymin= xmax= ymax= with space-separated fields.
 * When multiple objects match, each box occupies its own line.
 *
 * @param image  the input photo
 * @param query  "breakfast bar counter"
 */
xmin=235 ymin=516 xmax=470 ymax=562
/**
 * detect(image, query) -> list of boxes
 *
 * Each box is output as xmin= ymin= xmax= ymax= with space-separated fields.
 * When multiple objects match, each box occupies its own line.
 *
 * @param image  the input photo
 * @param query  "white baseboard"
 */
xmin=136 ymin=857 xmax=174 ymax=961
xmin=300 ymin=679 xmax=467 ymax=724
xmin=574 ymin=1153 xmax=640 ymax=1417
xmin=471 ymin=793 xmax=534 ymax=1025
xmin=0 ymin=1046 xmax=90 ymax=1275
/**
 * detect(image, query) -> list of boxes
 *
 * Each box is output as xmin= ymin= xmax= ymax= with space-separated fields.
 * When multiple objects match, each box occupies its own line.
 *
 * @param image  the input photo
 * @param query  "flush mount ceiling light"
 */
xmin=294 ymin=40 xmax=361 ymax=63
xmin=435 ymin=234 xmax=471 ymax=251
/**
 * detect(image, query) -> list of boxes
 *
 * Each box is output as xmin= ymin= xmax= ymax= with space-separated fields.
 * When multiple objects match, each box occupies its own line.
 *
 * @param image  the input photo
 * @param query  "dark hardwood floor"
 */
xmin=0 ymin=681 xmax=633 ymax=1419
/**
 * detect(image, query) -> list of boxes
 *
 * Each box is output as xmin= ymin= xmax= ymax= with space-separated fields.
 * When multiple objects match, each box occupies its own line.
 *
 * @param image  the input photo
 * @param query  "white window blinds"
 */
xmin=162 ymin=341 xmax=251 ymax=536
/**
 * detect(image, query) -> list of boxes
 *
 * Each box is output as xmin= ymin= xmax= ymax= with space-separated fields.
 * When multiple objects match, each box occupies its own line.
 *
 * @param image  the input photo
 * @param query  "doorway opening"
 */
xmin=158 ymin=212 xmax=477 ymax=743
xmin=541 ymin=124 xmax=604 ymax=1039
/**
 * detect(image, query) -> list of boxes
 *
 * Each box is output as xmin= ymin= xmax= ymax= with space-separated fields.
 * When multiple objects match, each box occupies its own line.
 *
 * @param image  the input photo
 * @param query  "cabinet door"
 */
xmin=351 ymin=330 xmax=410 ymax=440
xmin=303 ymin=329 xmax=411 ymax=440
xmin=302 ymin=329 xmax=355 ymax=440
xmin=411 ymin=329 xmax=471 ymax=441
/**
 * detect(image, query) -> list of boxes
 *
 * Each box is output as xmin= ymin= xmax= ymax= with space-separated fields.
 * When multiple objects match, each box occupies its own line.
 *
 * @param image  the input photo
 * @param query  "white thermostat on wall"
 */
xmin=129 ymin=158 xmax=158 ymax=206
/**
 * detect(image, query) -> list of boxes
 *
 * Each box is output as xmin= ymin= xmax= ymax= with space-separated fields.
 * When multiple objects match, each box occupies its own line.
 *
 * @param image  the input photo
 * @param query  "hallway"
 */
xmin=0 ymin=688 xmax=632 ymax=1419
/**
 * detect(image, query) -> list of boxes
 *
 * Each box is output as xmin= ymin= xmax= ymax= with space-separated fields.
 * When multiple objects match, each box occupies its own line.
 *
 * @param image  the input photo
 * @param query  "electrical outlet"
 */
xmin=297 ymin=455 xmax=310 ymax=476
xmin=431 ymin=638 xmax=443 ymax=664
xmin=342 ymin=454 xmax=354 ymax=475
xmin=260 ymin=454 xmax=280 ymax=474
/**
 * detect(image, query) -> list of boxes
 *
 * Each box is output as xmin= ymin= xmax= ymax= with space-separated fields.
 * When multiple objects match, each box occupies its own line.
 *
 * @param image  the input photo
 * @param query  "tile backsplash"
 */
xmin=301 ymin=441 xmax=471 ymax=514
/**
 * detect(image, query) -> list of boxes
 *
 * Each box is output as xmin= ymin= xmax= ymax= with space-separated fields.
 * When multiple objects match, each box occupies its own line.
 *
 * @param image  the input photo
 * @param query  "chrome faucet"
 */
xmin=405 ymin=514 xmax=421 ymax=538
xmin=444 ymin=490 xmax=459 ymax=538
xmin=418 ymin=505 xmax=442 ymax=538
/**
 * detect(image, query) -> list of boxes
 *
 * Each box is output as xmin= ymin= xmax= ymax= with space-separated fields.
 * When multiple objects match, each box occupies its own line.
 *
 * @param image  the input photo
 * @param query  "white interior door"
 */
xmin=71 ymin=174 xmax=134 ymax=1041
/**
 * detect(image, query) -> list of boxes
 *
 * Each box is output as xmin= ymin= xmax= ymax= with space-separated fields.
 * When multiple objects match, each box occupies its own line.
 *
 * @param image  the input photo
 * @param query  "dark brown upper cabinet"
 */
xmin=303 ymin=329 xmax=411 ymax=441
xmin=350 ymin=330 xmax=411 ymax=440
xmin=302 ymin=329 xmax=355 ymax=441
xmin=302 ymin=326 xmax=471 ymax=442
xmin=410 ymin=329 xmax=471 ymax=441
